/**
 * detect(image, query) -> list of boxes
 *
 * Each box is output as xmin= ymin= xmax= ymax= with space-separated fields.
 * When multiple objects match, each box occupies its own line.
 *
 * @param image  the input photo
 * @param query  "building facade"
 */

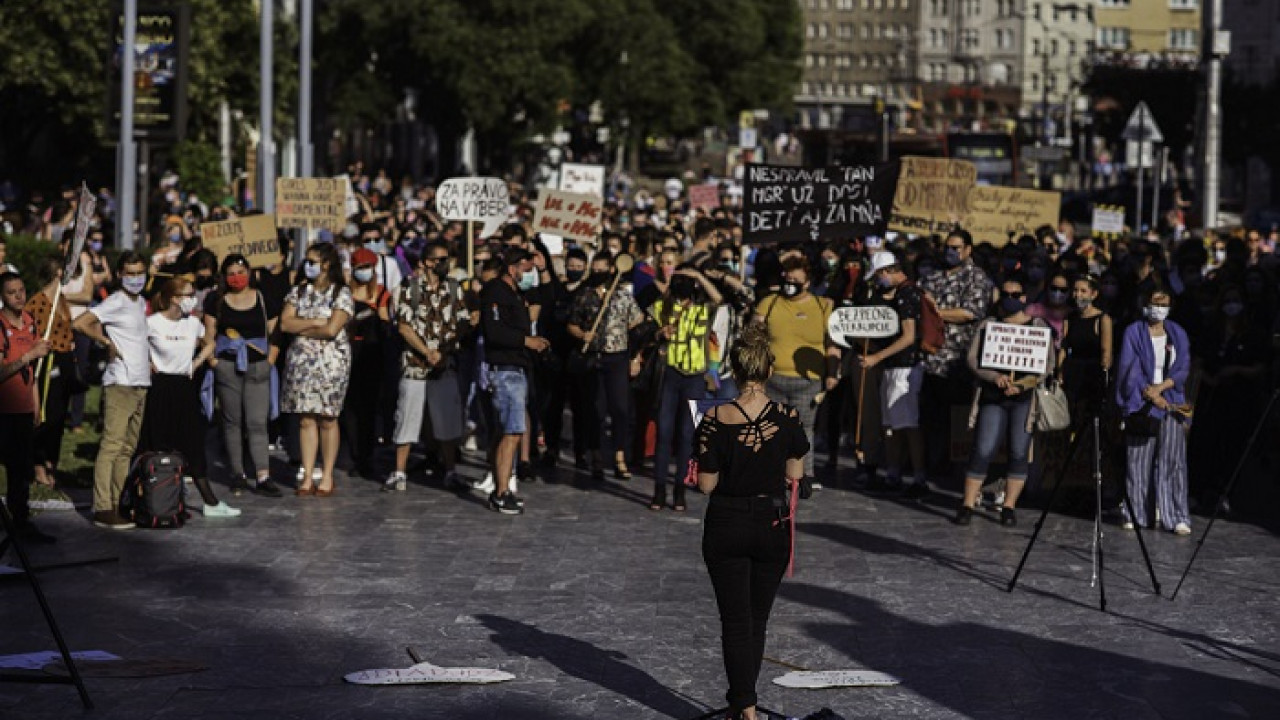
xmin=1092 ymin=0 xmax=1200 ymax=68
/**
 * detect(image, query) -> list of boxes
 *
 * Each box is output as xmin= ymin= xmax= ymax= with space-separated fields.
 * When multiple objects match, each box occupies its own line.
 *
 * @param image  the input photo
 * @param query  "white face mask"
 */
xmin=304 ymin=261 xmax=322 ymax=280
xmin=178 ymin=297 xmax=198 ymax=315
xmin=121 ymin=274 xmax=147 ymax=295
xmin=1145 ymin=306 xmax=1170 ymax=323
xmin=353 ymin=267 xmax=374 ymax=283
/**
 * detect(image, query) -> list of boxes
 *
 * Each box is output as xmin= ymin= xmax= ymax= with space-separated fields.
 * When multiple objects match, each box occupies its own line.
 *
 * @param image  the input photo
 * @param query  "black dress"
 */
xmin=1061 ymin=312 xmax=1107 ymax=409
xmin=695 ymin=400 xmax=810 ymax=714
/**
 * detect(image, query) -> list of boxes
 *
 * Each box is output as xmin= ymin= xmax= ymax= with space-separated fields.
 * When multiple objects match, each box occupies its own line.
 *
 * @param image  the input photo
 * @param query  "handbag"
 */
xmin=1034 ymin=378 xmax=1071 ymax=432
xmin=1122 ymin=406 xmax=1161 ymax=437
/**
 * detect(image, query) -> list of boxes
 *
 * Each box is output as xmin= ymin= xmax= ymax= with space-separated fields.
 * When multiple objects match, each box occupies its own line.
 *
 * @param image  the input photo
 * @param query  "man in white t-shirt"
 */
xmin=73 ymin=252 xmax=152 ymax=529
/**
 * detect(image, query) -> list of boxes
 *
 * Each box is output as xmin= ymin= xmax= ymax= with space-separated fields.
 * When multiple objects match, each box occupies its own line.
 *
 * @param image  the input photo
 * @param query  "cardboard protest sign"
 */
xmin=744 ymin=163 xmax=899 ymax=243
xmin=979 ymin=321 xmax=1053 ymax=374
xmin=533 ymin=189 xmax=602 ymax=244
xmin=437 ymin=177 xmax=509 ymax=239
xmin=689 ymin=183 xmax=721 ymax=212
xmin=961 ymin=186 xmax=1060 ymax=248
xmin=275 ymin=177 xmax=347 ymax=232
xmin=337 ymin=174 xmax=360 ymax=219
xmin=344 ymin=660 xmax=514 ymax=686
xmin=1092 ymin=204 xmax=1125 ymax=236
xmin=827 ymin=306 xmax=900 ymax=348
xmin=200 ymin=214 xmax=280 ymax=268
xmin=559 ymin=163 xmax=605 ymax=197
xmin=773 ymin=670 xmax=901 ymax=689
xmin=888 ymin=157 xmax=977 ymax=235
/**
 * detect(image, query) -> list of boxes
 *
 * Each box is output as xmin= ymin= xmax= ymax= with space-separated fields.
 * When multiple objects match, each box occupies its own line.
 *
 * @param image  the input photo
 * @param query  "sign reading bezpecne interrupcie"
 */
xmin=827 ymin=306 xmax=900 ymax=348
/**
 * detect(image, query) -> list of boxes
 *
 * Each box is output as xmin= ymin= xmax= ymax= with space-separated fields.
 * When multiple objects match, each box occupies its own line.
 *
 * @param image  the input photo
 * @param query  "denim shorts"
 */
xmin=491 ymin=369 xmax=528 ymax=435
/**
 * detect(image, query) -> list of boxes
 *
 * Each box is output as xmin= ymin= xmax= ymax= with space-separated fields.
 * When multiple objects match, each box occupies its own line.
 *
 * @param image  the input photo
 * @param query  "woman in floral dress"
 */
xmin=280 ymin=243 xmax=353 ymax=496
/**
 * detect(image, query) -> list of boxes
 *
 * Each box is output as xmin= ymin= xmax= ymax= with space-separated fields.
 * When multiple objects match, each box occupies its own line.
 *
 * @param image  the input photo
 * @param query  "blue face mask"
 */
xmin=518 ymin=269 xmax=538 ymax=291
xmin=944 ymin=248 xmax=962 ymax=267
xmin=364 ymin=240 xmax=387 ymax=255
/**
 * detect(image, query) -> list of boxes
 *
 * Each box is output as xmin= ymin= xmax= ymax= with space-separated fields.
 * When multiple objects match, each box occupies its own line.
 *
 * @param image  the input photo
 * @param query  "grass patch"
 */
xmin=0 ymin=385 xmax=101 ymax=502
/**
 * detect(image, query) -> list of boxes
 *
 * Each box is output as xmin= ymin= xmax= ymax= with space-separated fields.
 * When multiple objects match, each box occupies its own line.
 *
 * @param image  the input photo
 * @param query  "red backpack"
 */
xmin=904 ymin=282 xmax=946 ymax=354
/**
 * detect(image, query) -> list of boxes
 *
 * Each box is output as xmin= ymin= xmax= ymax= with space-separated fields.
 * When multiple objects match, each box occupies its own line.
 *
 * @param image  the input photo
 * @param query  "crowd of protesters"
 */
xmin=1 ymin=163 xmax=1278 ymax=542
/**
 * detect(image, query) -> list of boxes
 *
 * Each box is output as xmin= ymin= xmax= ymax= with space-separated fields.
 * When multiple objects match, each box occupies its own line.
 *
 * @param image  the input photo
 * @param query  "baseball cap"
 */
xmin=869 ymin=251 xmax=899 ymax=275
xmin=351 ymin=248 xmax=378 ymax=267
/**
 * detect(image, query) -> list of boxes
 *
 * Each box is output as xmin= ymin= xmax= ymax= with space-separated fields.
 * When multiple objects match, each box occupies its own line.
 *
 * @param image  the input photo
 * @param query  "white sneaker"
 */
xmin=1174 ymin=522 xmax=1192 ymax=536
xmin=202 ymin=502 xmax=241 ymax=518
xmin=472 ymin=473 xmax=496 ymax=495
xmin=383 ymin=471 xmax=407 ymax=493
xmin=509 ymin=475 xmax=519 ymax=497
xmin=463 ymin=436 xmax=479 ymax=453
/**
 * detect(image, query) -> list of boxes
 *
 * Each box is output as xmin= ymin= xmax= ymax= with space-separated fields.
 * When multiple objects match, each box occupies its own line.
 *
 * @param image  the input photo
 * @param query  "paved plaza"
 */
xmin=2 ymin=451 xmax=1279 ymax=720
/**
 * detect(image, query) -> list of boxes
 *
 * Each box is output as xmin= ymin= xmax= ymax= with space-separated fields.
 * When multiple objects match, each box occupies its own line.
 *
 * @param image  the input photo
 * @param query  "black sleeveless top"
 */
xmin=694 ymin=401 xmax=810 ymax=497
xmin=1061 ymin=312 xmax=1107 ymax=401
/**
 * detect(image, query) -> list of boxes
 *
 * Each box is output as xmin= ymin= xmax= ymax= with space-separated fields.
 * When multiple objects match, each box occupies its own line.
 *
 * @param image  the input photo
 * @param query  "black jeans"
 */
xmin=702 ymin=494 xmax=791 ymax=712
xmin=0 ymin=413 xmax=35 ymax=523
xmin=595 ymin=352 xmax=632 ymax=461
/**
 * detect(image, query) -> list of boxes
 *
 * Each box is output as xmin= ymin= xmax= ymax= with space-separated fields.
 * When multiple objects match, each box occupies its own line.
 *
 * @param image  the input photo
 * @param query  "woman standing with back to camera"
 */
xmin=696 ymin=323 xmax=810 ymax=720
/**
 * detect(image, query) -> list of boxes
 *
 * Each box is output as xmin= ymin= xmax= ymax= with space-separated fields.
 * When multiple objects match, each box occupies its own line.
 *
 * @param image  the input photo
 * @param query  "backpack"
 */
xmin=119 ymin=452 xmax=189 ymax=528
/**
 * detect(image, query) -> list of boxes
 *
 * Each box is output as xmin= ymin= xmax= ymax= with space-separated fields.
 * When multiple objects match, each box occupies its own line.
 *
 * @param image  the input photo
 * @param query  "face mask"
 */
xmin=999 ymin=295 xmax=1025 ymax=316
xmin=518 ymin=269 xmax=538 ymax=291
xmin=364 ymin=240 xmax=387 ymax=255
xmin=782 ymin=282 xmax=801 ymax=298
xmin=1048 ymin=289 xmax=1068 ymax=305
xmin=225 ymin=274 xmax=250 ymax=292
xmin=353 ymin=268 xmax=374 ymax=283
xmin=168 ymin=230 xmax=182 ymax=244
xmin=1213 ymin=250 xmax=1226 ymax=263
xmin=433 ymin=263 xmax=450 ymax=280
xmin=1222 ymin=302 xmax=1244 ymax=318
xmin=304 ymin=261 xmax=322 ymax=280
xmin=1075 ymin=296 xmax=1093 ymax=310
xmin=1145 ymin=306 xmax=1170 ymax=323
xmin=589 ymin=271 xmax=611 ymax=286
xmin=121 ymin=275 xmax=147 ymax=295
xmin=178 ymin=297 xmax=198 ymax=315
xmin=566 ymin=269 xmax=585 ymax=283
xmin=875 ymin=274 xmax=894 ymax=289
xmin=720 ymin=261 xmax=739 ymax=275
xmin=824 ymin=257 xmax=838 ymax=270
xmin=943 ymin=248 xmax=962 ymax=267
xmin=88 ymin=240 xmax=103 ymax=253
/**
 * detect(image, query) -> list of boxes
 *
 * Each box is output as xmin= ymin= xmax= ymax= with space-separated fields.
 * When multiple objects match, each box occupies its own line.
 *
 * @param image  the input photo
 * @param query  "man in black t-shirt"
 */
xmin=859 ymin=251 xmax=928 ymax=497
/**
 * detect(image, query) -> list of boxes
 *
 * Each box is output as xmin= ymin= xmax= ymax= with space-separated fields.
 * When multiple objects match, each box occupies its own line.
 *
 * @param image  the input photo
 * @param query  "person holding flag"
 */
xmin=0 ymin=270 xmax=55 ymax=543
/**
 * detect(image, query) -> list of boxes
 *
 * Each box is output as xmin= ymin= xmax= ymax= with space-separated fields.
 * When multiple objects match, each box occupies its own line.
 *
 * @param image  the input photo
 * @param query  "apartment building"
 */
xmin=1093 ymin=0 xmax=1200 ymax=67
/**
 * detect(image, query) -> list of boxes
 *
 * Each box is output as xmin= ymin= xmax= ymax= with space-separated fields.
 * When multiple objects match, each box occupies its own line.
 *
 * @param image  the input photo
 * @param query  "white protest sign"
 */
xmin=559 ymin=163 xmax=605 ymax=197
xmin=533 ymin=188 xmax=602 ymax=244
xmin=1091 ymin=205 xmax=1125 ymax=235
xmin=773 ymin=670 xmax=901 ymax=689
xmin=344 ymin=660 xmax=514 ymax=686
xmin=437 ymin=177 xmax=509 ymax=239
xmin=826 ymin=306 xmax=900 ymax=348
xmin=979 ymin=322 xmax=1053 ymax=375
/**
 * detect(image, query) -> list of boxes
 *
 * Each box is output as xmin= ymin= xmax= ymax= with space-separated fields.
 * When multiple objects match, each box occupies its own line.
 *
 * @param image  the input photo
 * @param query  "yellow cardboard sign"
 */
xmin=200 ymin=214 xmax=280 ymax=268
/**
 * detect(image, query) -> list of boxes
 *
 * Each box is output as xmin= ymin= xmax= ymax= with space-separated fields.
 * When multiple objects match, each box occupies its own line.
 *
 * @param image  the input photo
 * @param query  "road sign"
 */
xmin=1023 ymin=146 xmax=1068 ymax=162
xmin=1122 ymin=102 xmax=1164 ymax=144
xmin=1126 ymin=140 xmax=1155 ymax=169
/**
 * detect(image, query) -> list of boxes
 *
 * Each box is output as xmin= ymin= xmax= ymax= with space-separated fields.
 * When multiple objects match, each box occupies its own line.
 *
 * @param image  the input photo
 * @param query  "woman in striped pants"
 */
xmin=1115 ymin=289 xmax=1193 ymax=535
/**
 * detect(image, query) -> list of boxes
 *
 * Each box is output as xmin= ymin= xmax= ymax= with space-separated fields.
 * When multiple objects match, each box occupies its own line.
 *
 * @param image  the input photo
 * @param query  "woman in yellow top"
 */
xmin=649 ymin=265 xmax=722 ymax=512
xmin=754 ymin=255 xmax=838 ymax=480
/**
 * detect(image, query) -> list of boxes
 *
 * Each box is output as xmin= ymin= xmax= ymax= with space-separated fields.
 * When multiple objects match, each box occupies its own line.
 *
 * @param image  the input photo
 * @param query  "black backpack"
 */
xmin=119 ymin=452 xmax=189 ymax=528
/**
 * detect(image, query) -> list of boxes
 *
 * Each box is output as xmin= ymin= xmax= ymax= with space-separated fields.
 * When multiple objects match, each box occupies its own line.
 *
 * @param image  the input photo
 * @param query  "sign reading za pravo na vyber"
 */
xmin=826 ymin=306 xmax=900 ymax=349
xmin=979 ymin=322 xmax=1052 ymax=375
xmin=743 ymin=163 xmax=898 ymax=243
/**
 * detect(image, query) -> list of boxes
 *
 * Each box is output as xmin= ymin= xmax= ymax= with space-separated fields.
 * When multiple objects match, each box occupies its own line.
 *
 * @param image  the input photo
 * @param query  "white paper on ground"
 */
xmin=344 ymin=660 xmax=514 ymax=685
xmin=772 ymin=669 xmax=901 ymax=688
xmin=0 ymin=651 xmax=121 ymax=671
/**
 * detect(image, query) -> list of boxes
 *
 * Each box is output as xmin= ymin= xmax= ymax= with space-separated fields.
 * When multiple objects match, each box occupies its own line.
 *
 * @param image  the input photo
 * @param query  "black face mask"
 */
xmin=588 ymin=271 xmax=612 ymax=286
xmin=566 ymin=269 xmax=585 ymax=283
xmin=999 ymin=294 xmax=1026 ymax=316
xmin=781 ymin=282 xmax=802 ymax=298
xmin=432 ymin=263 xmax=450 ymax=280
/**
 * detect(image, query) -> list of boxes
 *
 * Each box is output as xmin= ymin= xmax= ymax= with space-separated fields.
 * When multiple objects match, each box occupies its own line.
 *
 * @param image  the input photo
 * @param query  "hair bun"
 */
xmin=738 ymin=321 xmax=771 ymax=351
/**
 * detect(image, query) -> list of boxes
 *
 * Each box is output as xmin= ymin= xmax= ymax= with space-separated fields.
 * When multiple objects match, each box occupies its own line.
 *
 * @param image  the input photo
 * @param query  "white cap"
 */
xmin=869 ymin=251 xmax=899 ymax=275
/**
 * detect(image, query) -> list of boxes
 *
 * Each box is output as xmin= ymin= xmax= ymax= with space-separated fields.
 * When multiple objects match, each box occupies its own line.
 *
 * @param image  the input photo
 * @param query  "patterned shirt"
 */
xmin=396 ymin=276 xmax=470 ymax=380
xmin=567 ymin=286 xmax=643 ymax=354
xmin=920 ymin=260 xmax=992 ymax=377
xmin=25 ymin=290 xmax=73 ymax=353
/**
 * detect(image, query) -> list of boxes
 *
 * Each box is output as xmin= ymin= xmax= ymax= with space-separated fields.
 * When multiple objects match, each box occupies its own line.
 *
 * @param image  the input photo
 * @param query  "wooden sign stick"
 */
xmin=581 ymin=255 xmax=634 ymax=353
xmin=467 ymin=220 xmax=474 ymax=278
xmin=855 ymin=337 xmax=869 ymax=460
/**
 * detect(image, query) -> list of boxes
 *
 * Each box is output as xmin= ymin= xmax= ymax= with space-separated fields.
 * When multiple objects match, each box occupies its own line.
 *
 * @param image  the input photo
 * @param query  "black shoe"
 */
xmin=254 ymin=478 xmax=283 ymax=498
xmin=1000 ymin=507 xmax=1018 ymax=527
xmin=952 ymin=506 xmax=973 ymax=526
xmin=229 ymin=475 xmax=251 ymax=497
xmin=489 ymin=491 xmax=522 ymax=515
xmin=517 ymin=461 xmax=535 ymax=483
xmin=13 ymin=520 xmax=57 ymax=544
xmin=902 ymin=482 xmax=930 ymax=500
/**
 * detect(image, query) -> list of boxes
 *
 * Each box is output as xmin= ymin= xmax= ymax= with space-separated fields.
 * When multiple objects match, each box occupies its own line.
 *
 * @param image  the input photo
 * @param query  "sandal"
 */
xmin=648 ymin=488 xmax=666 ymax=511
xmin=672 ymin=488 xmax=687 ymax=513
xmin=615 ymin=462 xmax=632 ymax=480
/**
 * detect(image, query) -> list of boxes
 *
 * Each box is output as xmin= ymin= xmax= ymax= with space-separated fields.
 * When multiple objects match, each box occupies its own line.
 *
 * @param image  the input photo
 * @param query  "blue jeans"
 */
xmin=966 ymin=398 xmax=1033 ymax=481
xmin=653 ymin=367 xmax=708 ymax=488
xmin=491 ymin=369 xmax=528 ymax=435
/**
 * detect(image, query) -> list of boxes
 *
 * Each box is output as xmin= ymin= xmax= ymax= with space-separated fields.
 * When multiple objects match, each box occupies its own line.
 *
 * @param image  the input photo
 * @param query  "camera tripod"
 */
xmin=1172 ymin=387 xmax=1280 ymax=600
xmin=1007 ymin=414 xmax=1161 ymax=612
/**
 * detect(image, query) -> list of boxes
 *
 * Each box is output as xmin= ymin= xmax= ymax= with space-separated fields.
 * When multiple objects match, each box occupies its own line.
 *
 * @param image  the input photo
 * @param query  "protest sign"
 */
xmin=961 ymin=186 xmax=1060 ymax=248
xmin=275 ymin=177 xmax=346 ymax=232
xmin=744 ymin=163 xmax=898 ymax=243
xmin=689 ymin=183 xmax=721 ymax=212
xmin=1092 ymin=204 xmax=1125 ymax=236
xmin=888 ymin=157 xmax=977 ymax=235
xmin=533 ymin=189 xmax=602 ymax=244
xmin=200 ymin=214 xmax=280 ymax=268
xmin=558 ymin=163 xmax=605 ymax=197
xmin=979 ymin=322 xmax=1053 ymax=375
xmin=437 ymin=177 xmax=509 ymax=239
xmin=826 ymin=306 xmax=900 ymax=349
xmin=337 ymin=174 xmax=360 ymax=218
